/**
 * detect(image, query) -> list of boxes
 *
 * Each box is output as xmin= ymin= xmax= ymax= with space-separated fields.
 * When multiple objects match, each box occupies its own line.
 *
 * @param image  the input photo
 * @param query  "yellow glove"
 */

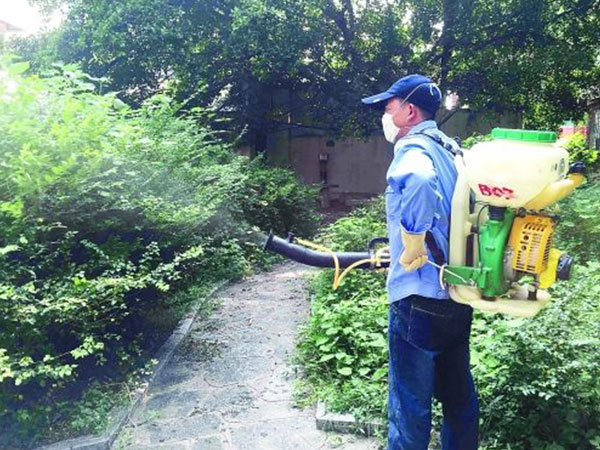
xmin=400 ymin=229 xmax=428 ymax=272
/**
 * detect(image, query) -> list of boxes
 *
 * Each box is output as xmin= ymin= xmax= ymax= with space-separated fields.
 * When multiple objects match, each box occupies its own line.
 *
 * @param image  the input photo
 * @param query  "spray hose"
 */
xmin=263 ymin=232 xmax=472 ymax=291
xmin=263 ymin=231 xmax=390 ymax=290
xmin=296 ymin=238 xmax=391 ymax=289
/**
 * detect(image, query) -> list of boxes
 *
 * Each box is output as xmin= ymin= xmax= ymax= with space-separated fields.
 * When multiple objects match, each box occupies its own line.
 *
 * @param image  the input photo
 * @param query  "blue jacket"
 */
xmin=385 ymin=120 xmax=458 ymax=302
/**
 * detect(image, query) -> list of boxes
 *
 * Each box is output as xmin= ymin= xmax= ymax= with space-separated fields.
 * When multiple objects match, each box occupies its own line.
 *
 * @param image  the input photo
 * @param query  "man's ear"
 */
xmin=408 ymin=103 xmax=418 ymax=120
xmin=409 ymin=104 xmax=427 ymax=122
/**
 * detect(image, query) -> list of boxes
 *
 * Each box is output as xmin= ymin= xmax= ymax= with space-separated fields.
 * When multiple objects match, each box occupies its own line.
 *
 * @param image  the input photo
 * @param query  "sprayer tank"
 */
xmin=463 ymin=129 xmax=569 ymax=208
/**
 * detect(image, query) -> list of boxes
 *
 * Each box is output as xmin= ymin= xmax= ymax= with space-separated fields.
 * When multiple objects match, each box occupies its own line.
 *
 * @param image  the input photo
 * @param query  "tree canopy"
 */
xmin=14 ymin=0 xmax=600 ymax=145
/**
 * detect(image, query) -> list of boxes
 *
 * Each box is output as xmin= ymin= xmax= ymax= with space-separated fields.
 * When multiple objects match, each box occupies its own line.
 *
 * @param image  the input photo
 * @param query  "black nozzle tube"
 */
xmin=556 ymin=253 xmax=574 ymax=280
xmin=263 ymin=231 xmax=389 ymax=269
xmin=569 ymin=161 xmax=587 ymax=175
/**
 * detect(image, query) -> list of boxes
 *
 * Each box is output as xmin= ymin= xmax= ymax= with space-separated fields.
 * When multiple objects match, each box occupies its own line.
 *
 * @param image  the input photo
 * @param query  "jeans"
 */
xmin=388 ymin=295 xmax=479 ymax=450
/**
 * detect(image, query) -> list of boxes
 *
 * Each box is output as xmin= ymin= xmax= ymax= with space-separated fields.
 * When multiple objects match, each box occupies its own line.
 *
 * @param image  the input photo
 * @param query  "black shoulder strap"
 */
xmin=409 ymin=130 xmax=456 ymax=266
xmin=425 ymin=231 xmax=445 ymax=266
xmin=413 ymin=131 xmax=462 ymax=157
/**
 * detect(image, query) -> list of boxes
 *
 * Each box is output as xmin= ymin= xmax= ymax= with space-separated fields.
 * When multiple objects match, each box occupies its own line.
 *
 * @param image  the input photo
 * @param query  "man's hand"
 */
xmin=400 ymin=230 xmax=428 ymax=272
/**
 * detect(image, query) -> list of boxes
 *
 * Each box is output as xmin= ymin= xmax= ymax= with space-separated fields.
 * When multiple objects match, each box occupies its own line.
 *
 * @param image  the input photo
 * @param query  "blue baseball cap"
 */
xmin=361 ymin=74 xmax=442 ymax=114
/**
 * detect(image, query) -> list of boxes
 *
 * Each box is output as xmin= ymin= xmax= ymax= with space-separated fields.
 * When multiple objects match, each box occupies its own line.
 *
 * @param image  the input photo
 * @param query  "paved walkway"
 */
xmin=113 ymin=262 xmax=380 ymax=450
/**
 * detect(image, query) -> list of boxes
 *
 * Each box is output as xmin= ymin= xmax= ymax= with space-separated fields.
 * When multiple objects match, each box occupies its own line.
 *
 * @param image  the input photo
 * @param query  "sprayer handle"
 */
xmin=368 ymin=237 xmax=389 ymax=252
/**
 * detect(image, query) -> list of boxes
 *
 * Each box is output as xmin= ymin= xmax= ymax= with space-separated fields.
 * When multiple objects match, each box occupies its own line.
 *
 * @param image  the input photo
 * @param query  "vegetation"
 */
xmin=0 ymin=59 xmax=319 ymax=447
xmin=295 ymin=199 xmax=388 ymax=422
xmin=295 ymin=180 xmax=600 ymax=449
xmin=562 ymin=132 xmax=599 ymax=171
xmin=12 ymin=0 xmax=600 ymax=144
xmin=554 ymin=173 xmax=600 ymax=264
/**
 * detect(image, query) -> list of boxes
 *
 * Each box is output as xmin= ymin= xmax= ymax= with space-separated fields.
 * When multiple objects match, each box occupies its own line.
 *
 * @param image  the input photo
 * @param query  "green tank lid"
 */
xmin=492 ymin=128 xmax=557 ymax=143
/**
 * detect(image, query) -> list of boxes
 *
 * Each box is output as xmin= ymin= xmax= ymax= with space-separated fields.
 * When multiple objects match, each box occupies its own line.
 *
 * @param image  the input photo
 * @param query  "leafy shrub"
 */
xmin=295 ymin=269 xmax=388 ymax=420
xmin=241 ymin=160 xmax=321 ymax=237
xmin=461 ymin=133 xmax=492 ymax=149
xmin=562 ymin=132 xmax=598 ymax=170
xmin=473 ymin=264 xmax=600 ymax=450
xmin=295 ymin=198 xmax=388 ymax=420
xmin=554 ymin=175 xmax=600 ymax=262
xmin=319 ymin=197 xmax=387 ymax=251
xmin=0 ymin=58 xmax=319 ymax=446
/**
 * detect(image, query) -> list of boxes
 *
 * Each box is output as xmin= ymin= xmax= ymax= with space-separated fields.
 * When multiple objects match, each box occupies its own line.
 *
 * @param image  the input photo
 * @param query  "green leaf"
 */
xmin=369 ymin=334 xmax=387 ymax=348
xmin=335 ymin=352 xmax=347 ymax=360
xmin=337 ymin=367 xmax=352 ymax=376
xmin=373 ymin=368 xmax=387 ymax=380
xmin=319 ymin=354 xmax=335 ymax=363
xmin=315 ymin=336 xmax=329 ymax=346
xmin=8 ymin=62 xmax=30 ymax=76
xmin=0 ymin=245 xmax=19 ymax=256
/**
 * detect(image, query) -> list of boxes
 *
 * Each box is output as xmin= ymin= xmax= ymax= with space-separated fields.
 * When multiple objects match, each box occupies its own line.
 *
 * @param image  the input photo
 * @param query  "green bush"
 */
xmin=241 ymin=160 xmax=321 ymax=237
xmin=554 ymin=174 xmax=600 ymax=262
xmin=318 ymin=197 xmax=387 ymax=251
xmin=461 ymin=133 xmax=492 ymax=149
xmin=473 ymin=264 xmax=600 ymax=450
xmin=295 ymin=269 xmax=388 ymax=420
xmin=562 ymin=133 xmax=598 ymax=170
xmin=295 ymin=198 xmax=388 ymax=421
xmin=0 ymin=58 xmax=319 ymax=446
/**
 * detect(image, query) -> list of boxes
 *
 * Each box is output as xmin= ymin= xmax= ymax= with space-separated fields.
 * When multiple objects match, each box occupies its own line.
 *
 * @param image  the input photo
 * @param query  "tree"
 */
xmin=15 ymin=0 xmax=600 ymax=143
xmin=422 ymin=0 xmax=600 ymax=128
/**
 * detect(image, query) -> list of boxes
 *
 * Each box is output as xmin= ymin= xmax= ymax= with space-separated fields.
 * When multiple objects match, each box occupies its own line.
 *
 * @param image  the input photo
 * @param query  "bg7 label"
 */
xmin=478 ymin=184 xmax=517 ymax=200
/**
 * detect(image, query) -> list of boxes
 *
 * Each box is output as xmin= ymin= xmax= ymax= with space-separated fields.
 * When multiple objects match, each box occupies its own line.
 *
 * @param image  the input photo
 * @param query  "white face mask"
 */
xmin=381 ymin=113 xmax=400 ymax=144
xmin=381 ymin=99 xmax=408 ymax=143
xmin=382 ymin=111 xmax=401 ymax=143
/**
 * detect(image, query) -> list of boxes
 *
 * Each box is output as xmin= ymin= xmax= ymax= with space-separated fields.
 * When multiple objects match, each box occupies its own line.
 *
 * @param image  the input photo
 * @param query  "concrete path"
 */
xmin=113 ymin=262 xmax=380 ymax=450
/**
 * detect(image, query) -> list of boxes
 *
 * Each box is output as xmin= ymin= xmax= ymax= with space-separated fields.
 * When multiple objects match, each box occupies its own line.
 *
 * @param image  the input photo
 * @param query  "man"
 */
xmin=362 ymin=74 xmax=479 ymax=450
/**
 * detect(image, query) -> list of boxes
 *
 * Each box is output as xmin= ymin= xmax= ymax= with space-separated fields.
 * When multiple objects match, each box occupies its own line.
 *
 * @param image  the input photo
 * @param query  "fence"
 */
xmin=239 ymin=108 xmax=521 ymax=205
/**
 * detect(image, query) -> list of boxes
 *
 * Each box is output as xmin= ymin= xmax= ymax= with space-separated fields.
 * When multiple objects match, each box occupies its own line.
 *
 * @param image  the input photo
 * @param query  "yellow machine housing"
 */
xmin=508 ymin=215 xmax=556 ymax=275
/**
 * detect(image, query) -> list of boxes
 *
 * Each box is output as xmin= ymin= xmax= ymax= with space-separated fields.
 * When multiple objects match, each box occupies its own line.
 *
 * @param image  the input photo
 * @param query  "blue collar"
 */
xmin=405 ymin=120 xmax=438 ymax=137
xmin=393 ymin=120 xmax=438 ymax=151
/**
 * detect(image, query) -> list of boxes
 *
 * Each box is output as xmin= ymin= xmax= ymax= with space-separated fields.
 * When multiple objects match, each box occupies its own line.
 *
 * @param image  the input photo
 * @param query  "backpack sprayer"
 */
xmin=264 ymin=128 xmax=586 ymax=317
